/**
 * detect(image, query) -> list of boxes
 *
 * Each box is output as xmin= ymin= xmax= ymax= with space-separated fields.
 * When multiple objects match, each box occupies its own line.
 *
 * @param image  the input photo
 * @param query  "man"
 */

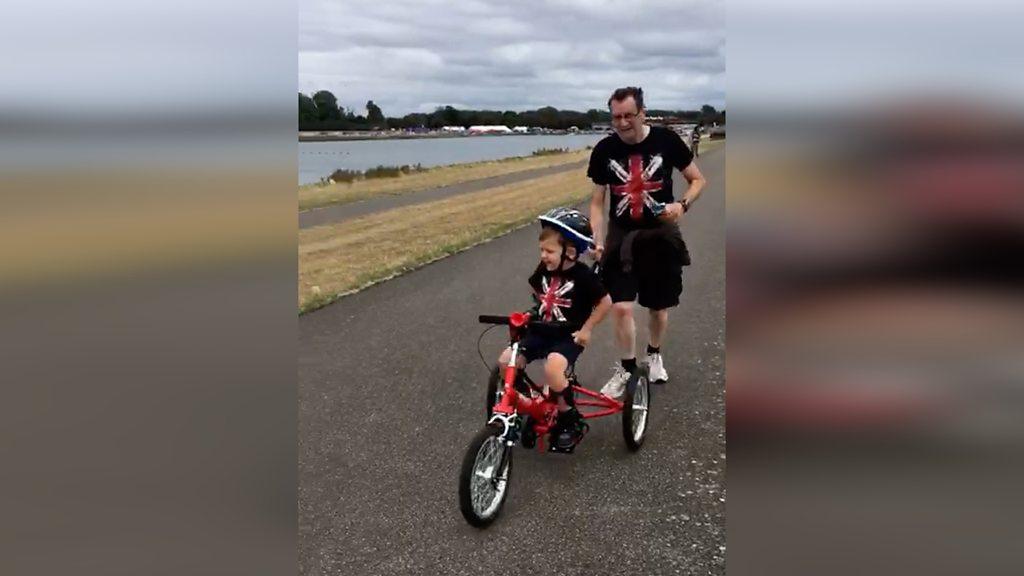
xmin=587 ymin=86 xmax=707 ymax=397
xmin=691 ymin=126 xmax=701 ymax=157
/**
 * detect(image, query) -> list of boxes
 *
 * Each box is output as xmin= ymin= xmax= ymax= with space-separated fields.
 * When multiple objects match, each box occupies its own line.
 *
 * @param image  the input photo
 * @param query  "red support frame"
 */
xmin=484 ymin=311 xmax=627 ymax=452
xmin=573 ymin=384 xmax=623 ymax=419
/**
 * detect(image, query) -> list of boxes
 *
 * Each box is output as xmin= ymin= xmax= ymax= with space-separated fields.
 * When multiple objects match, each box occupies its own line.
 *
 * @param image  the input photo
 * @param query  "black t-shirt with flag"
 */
xmin=587 ymin=126 xmax=693 ymax=230
xmin=527 ymin=262 xmax=607 ymax=334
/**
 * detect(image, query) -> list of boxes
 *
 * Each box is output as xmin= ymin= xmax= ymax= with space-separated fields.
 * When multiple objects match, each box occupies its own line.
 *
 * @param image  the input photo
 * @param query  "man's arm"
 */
xmin=589 ymin=183 xmax=607 ymax=259
xmin=584 ymin=294 xmax=612 ymax=331
xmin=659 ymin=161 xmax=707 ymax=222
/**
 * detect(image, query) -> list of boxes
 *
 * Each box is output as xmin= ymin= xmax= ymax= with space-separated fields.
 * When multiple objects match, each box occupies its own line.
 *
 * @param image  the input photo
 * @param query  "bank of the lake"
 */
xmin=299 ymin=133 xmax=604 ymax=185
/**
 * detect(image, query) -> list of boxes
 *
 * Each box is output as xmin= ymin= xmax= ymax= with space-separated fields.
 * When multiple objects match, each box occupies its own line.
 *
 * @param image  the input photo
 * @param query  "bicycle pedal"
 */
xmin=521 ymin=430 xmax=537 ymax=449
xmin=548 ymin=442 xmax=577 ymax=454
xmin=548 ymin=430 xmax=583 ymax=454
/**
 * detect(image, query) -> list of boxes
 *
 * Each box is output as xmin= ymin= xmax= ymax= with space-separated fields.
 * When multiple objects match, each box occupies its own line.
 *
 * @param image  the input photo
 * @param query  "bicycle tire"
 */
xmin=622 ymin=366 xmax=651 ymax=451
xmin=458 ymin=424 xmax=513 ymax=527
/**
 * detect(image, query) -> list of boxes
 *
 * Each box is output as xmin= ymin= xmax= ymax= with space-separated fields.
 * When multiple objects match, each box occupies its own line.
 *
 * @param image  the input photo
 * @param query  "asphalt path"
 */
xmin=299 ymin=145 xmax=725 ymax=575
xmin=300 ymin=159 xmax=588 ymax=229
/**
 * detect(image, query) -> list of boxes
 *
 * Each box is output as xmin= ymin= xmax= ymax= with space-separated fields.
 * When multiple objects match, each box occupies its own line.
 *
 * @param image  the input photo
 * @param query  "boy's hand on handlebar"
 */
xmin=572 ymin=327 xmax=592 ymax=347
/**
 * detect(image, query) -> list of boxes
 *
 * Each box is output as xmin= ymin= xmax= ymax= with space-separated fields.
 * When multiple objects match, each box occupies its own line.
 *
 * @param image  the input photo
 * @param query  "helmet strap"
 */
xmin=557 ymin=239 xmax=578 ymax=272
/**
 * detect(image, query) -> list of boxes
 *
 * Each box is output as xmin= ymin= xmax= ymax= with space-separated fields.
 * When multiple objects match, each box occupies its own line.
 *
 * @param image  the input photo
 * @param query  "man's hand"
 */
xmin=593 ymin=243 xmax=605 ymax=261
xmin=658 ymin=201 xmax=684 ymax=222
xmin=572 ymin=327 xmax=592 ymax=347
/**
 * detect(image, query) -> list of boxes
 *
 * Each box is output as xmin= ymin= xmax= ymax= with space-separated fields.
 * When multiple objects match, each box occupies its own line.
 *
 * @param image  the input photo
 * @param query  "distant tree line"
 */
xmin=299 ymin=90 xmax=725 ymax=131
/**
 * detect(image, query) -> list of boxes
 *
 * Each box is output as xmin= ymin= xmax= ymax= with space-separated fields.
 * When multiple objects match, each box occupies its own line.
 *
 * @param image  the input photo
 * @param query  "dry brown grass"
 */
xmin=2 ymin=170 xmax=290 ymax=291
xmin=299 ymin=169 xmax=592 ymax=312
xmin=697 ymin=138 xmax=725 ymax=156
xmin=298 ymin=148 xmax=590 ymax=211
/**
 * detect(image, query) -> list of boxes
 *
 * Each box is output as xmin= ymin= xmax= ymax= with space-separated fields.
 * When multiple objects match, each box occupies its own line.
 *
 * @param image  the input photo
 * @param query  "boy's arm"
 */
xmin=572 ymin=295 xmax=611 ymax=346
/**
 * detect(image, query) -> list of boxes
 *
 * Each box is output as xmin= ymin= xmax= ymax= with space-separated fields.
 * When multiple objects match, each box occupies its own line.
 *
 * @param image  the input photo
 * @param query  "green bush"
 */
xmin=531 ymin=147 xmax=569 ymax=157
xmin=324 ymin=163 xmax=426 ymax=184
xmin=325 ymin=169 xmax=360 ymax=184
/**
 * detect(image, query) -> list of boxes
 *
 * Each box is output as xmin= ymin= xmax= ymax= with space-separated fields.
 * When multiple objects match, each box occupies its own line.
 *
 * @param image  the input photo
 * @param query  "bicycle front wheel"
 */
xmin=458 ymin=424 xmax=513 ymax=527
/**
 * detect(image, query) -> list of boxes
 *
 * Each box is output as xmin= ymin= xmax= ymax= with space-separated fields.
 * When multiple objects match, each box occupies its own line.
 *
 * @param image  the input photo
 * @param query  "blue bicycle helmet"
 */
xmin=538 ymin=207 xmax=595 ymax=256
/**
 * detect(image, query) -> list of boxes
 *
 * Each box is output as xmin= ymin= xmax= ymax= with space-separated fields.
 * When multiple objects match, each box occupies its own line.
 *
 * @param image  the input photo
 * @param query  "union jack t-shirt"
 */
xmin=587 ymin=126 xmax=693 ymax=230
xmin=528 ymin=262 xmax=607 ymax=332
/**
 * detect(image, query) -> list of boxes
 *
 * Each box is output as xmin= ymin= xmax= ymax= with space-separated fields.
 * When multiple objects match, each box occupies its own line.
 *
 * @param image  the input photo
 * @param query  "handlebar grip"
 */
xmin=478 ymin=315 xmax=510 ymax=325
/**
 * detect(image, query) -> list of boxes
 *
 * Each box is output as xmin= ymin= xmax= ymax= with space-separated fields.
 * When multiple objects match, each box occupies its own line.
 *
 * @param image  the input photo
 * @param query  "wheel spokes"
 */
xmin=632 ymin=380 xmax=649 ymax=439
xmin=470 ymin=437 xmax=508 ymax=517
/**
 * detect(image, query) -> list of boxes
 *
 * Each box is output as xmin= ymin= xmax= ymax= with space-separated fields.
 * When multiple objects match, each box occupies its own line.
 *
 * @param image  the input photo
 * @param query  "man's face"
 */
xmin=610 ymin=96 xmax=645 ymax=144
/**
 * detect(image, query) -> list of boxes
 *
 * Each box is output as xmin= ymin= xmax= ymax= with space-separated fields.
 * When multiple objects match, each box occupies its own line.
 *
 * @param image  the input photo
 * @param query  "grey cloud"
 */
xmin=299 ymin=0 xmax=725 ymax=114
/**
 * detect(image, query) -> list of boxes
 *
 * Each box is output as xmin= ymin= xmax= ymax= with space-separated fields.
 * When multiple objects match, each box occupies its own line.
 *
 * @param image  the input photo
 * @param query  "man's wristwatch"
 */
xmin=681 ymin=198 xmax=691 ymax=213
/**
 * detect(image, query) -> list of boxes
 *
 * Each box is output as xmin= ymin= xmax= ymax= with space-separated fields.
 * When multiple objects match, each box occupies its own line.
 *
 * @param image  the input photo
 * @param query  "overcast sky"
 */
xmin=299 ymin=0 xmax=725 ymax=117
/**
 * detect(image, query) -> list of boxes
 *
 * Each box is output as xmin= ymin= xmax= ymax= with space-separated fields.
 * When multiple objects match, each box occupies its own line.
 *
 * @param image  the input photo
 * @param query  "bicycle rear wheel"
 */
xmin=622 ymin=366 xmax=651 ymax=451
xmin=458 ymin=424 xmax=513 ymax=527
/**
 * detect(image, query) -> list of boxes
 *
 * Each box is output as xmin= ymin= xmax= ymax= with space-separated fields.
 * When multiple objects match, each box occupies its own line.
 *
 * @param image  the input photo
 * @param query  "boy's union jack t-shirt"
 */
xmin=528 ymin=262 xmax=607 ymax=333
xmin=587 ymin=125 xmax=694 ymax=230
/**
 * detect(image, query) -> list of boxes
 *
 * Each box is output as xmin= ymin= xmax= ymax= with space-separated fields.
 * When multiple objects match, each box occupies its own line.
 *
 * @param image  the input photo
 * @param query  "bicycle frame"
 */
xmin=486 ymin=312 xmax=623 ymax=452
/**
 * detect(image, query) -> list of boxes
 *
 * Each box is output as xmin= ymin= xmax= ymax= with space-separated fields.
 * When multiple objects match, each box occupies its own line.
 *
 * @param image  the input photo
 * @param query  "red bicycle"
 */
xmin=459 ymin=311 xmax=651 ymax=527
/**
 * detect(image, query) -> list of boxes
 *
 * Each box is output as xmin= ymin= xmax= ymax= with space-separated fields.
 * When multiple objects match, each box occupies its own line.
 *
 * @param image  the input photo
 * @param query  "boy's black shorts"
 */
xmin=520 ymin=332 xmax=584 ymax=365
xmin=600 ymin=223 xmax=689 ymax=311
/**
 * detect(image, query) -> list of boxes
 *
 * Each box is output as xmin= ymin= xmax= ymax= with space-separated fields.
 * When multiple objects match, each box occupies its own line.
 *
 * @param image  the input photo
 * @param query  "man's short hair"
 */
xmin=608 ymin=86 xmax=644 ymax=110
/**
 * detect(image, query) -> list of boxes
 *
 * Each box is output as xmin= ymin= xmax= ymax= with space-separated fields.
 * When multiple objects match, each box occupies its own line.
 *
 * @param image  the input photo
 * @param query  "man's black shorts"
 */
xmin=600 ymin=222 xmax=689 ymax=310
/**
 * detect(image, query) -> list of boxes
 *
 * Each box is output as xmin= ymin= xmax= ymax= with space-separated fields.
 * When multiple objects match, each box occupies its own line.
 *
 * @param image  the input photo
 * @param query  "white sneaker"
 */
xmin=600 ymin=364 xmax=631 ymax=398
xmin=647 ymin=352 xmax=668 ymax=382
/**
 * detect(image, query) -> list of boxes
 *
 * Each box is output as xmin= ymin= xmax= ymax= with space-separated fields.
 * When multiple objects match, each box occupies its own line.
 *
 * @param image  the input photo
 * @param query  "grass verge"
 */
xmin=299 ymin=148 xmax=590 ymax=211
xmin=696 ymin=138 xmax=725 ymax=156
xmin=298 ymin=169 xmax=592 ymax=313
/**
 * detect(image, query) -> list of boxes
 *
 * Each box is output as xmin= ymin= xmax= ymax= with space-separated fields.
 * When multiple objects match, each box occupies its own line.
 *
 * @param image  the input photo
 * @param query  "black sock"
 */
xmin=647 ymin=344 xmax=660 ymax=355
xmin=552 ymin=387 xmax=572 ymax=411
xmin=621 ymin=358 xmax=637 ymax=373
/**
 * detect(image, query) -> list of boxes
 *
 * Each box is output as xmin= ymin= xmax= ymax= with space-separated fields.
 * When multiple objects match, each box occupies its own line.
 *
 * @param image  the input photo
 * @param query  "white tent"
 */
xmin=467 ymin=125 xmax=513 ymax=134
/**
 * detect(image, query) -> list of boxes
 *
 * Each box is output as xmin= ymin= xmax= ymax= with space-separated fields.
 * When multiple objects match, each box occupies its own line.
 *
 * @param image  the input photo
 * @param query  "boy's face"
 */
xmin=539 ymin=237 xmax=564 ymax=271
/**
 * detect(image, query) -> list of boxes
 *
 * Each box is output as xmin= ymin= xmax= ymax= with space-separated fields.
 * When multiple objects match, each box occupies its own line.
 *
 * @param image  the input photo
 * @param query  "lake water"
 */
xmin=299 ymin=133 xmax=605 ymax=185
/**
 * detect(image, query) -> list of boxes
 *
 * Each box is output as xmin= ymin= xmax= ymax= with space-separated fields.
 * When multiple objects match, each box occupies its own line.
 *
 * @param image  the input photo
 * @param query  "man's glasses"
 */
xmin=612 ymin=112 xmax=640 ymax=122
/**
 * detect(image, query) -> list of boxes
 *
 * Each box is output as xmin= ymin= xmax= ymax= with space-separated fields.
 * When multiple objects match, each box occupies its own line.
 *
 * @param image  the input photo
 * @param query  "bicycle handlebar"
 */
xmin=478 ymin=314 xmax=581 ymax=332
xmin=478 ymin=314 xmax=515 ymax=326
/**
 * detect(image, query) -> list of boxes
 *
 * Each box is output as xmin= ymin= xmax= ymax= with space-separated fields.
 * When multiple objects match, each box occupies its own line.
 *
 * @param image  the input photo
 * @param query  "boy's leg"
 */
xmin=545 ymin=351 xmax=586 ymax=452
xmin=543 ymin=352 xmax=571 ymax=411
xmin=498 ymin=347 xmax=526 ymax=368
xmin=497 ymin=347 xmax=529 ymax=398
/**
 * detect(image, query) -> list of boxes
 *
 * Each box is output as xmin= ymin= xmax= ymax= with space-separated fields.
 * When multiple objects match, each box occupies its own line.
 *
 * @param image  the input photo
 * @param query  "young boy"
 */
xmin=497 ymin=207 xmax=612 ymax=451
